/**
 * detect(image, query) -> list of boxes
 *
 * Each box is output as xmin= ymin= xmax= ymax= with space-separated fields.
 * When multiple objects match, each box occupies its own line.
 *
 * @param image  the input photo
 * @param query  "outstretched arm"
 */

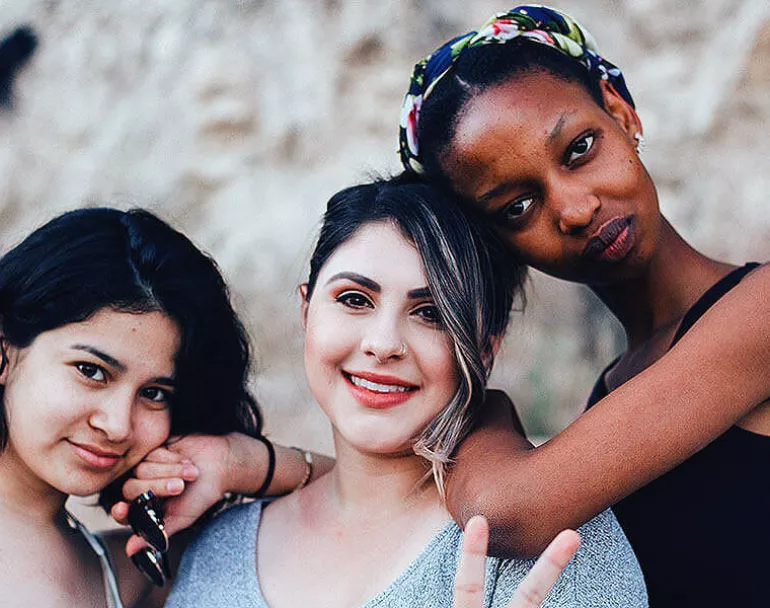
xmin=447 ymin=264 xmax=770 ymax=558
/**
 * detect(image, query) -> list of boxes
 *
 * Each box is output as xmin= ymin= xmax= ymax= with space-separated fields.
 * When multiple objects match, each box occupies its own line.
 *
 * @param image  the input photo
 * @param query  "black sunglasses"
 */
xmin=128 ymin=491 xmax=171 ymax=586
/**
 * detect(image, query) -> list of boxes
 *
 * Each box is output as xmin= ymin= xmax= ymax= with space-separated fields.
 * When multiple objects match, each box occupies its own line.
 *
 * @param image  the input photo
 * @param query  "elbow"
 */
xmin=448 ymin=480 xmax=570 ymax=560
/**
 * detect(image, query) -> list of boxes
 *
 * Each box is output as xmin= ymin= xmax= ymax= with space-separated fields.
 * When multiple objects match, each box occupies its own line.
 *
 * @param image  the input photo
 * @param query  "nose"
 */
xmin=551 ymin=188 xmax=601 ymax=235
xmin=88 ymin=390 xmax=134 ymax=443
xmin=361 ymin=314 xmax=407 ymax=364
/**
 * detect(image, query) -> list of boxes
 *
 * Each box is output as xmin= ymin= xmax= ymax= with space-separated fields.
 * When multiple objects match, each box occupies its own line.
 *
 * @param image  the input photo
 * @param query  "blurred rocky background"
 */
xmin=1 ymin=0 xmax=768 ymax=457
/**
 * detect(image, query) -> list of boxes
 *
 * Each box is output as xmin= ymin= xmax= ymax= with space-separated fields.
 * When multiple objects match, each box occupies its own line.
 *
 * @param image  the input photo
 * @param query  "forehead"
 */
xmin=32 ymin=309 xmax=180 ymax=373
xmin=319 ymin=222 xmax=426 ymax=285
xmin=447 ymin=74 xmax=602 ymax=191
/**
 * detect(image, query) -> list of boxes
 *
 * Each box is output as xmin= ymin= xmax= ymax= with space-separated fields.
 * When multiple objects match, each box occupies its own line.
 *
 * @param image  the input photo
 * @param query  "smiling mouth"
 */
xmin=582 ymin=217 xmax=635 ymax=262
xmin=344 ymin=372 xmax=417 ymax=394
xmin=68 ymin=440 xmax=124 ymax=470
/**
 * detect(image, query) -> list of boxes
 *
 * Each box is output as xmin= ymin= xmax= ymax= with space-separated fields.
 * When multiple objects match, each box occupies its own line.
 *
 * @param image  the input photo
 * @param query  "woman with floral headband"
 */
xmin=398 ymin=5 xmax=770 ymax=606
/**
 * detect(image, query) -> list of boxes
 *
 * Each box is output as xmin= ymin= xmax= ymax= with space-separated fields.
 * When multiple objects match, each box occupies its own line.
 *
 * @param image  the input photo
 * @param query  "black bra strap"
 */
xmin=670 ymin=263 xmax=760 ymax=347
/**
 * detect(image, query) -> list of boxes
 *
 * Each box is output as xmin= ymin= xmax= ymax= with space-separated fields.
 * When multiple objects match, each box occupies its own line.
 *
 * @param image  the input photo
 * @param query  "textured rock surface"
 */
xmin=1 ymin=0 xmax=768 ymax=459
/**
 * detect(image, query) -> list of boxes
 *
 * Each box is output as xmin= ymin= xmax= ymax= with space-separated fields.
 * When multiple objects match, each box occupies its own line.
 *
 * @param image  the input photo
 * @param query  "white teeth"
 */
xmin=349 ymin=375 xmax=411 ymax=393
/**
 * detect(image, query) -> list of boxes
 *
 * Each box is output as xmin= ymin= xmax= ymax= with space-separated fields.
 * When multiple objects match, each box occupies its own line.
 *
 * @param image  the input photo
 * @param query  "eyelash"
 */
xmin=499 ymin=196 xmax=537 ymax=223
xmin=336 ymin=291 xmax=373 ymax=309
xmin=413 ymin=304 xmax=442 ymax=326
xmin=74 ymin=362 xmax=171 ymax=407
xmin=565 ymin=131 xmax=596 ymax=165
xmin=75 ymin=361 xmax=107 ymax=383
xmin=140 ymin=387 xmax=171 ymax=405
xmin=336 ymin=291 xmax=442 ymax=327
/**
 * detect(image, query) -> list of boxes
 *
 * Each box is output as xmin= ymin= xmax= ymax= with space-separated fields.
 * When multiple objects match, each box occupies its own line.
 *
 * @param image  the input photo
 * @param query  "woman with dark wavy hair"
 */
xmin=0 ymin=207 xmax=264 ymax=607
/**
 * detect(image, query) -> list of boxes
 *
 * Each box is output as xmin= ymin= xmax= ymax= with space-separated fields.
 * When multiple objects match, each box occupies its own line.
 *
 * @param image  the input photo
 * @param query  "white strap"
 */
xmin=66 ymin=512 xmax=125 ymax=608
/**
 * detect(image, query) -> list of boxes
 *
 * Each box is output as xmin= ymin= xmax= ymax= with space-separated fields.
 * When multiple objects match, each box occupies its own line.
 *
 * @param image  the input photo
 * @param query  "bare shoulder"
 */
xmin=611 ymin=260 xmax=770 ymax=425
xmin=674 ymin=261 xmax=770 ymax=343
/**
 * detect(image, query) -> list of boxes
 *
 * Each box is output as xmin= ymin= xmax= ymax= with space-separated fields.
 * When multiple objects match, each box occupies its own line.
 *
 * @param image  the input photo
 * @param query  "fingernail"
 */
xmin=166 ymin=478 xmax=184 ymax=493
xmin=182 ymin=464 xmax=199 ymax=480
xmin=181 ymin=458 xmax=194 ymax=465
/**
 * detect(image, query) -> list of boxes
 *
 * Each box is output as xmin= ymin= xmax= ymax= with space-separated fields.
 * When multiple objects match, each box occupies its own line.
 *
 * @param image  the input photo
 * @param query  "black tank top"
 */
xmin=587 ymin=263 xmax=769 ymax=606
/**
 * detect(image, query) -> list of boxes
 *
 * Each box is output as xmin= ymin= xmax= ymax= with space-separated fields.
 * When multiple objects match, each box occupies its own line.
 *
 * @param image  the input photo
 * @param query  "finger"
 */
xmin=507 ymin=530 xmax=581 ymax=608
xmin=134 ymin=461 xmax=199 ymax=482
xmin=125 ymin=533 xmax=150 ymax=557
xmin=123 ymin=477 xmax=186 ymax=501
xmin=453 ymin=515 xmax=489 ymax=608
xmin=141 ymin=446 xmax=188 ymax=464
xmin=110 ymin=501 xmax=130 ymax=525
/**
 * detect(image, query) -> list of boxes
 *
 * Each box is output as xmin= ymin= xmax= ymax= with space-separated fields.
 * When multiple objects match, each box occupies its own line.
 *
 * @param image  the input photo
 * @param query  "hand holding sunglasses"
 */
xmin=128 ymin=491 xmax=171 ymax=587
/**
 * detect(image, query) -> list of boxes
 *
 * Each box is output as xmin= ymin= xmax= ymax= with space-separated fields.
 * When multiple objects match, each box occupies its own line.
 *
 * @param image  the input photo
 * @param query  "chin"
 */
xmin=54 ymin=472 xmax=121 ymax=498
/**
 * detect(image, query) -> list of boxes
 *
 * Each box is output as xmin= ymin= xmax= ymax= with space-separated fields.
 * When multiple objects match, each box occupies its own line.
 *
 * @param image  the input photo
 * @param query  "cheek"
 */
xmin=304 ymin=309 xmax=358 ymax=371
xmin=5 ymin=377 xmax=80 ymax=436
xmin=132 ymin=411 xmax=171 ymax=458
xmin=418 ymin=333 xmax=460 ymax=398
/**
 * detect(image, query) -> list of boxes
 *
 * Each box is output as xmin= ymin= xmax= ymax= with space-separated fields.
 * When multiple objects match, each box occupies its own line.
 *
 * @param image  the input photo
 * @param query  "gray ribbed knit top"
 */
xmin=166 ymin=502 xmax=647 ymax=607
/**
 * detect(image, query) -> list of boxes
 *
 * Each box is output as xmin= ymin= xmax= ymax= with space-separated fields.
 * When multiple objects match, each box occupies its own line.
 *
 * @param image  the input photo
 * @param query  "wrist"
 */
xmin=222 ymin=432 xmax=270 ymax=495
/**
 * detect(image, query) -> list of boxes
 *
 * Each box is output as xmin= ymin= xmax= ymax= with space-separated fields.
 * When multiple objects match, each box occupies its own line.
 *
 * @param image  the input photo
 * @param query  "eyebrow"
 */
xmin=325 ymin=272 xmax=380 ymax=292
xmin=72 ymin=344 xmax=125 ymax=371
xmin=71 ymin=344 xmax=176 ymax=386
xmin=407 ymin=287 xmax=432 ymax=300
xmin=325 ymin=273 xmax=431 ymax=301
xmin=477 ymin=183 xmax=512 ymax=207
xmin=547 ymin=112 xmax=569 ymax=145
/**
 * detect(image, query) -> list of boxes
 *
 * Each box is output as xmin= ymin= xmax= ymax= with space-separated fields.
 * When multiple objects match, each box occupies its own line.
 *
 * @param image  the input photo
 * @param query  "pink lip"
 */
xmin=343 ymin=371 xmax=418 ymax=410
xmin=68 ymin=440 xmax=124 ymax=470
xmin=582 ymin=217 xmax=635 ymax=262
xmin=345 ymin=370 xmax=417 ymax=388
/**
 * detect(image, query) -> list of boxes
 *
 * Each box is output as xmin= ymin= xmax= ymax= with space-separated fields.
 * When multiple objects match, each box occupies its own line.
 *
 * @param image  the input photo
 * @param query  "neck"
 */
xmin=316 ymin=434 xmax=446 ymax=526
xmin=0 ymin=444 xmax=69 ymax=525
xmin=590 ymin=217 xmax=736 ymax=347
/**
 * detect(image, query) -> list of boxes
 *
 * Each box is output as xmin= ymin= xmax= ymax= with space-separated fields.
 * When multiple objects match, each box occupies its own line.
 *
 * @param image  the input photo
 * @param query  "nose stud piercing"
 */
xmin=128 ymin=491 xmax=171 ymax=586
xmin=634 ymin=132 xmax=646 ymax=155
xmin=373 ymin=343 xmax=407 ymax=363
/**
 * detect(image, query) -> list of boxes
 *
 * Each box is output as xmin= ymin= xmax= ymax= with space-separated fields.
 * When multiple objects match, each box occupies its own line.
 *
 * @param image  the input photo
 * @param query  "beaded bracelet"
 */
xmin=290 ymin=446 xmax=313 ymax=492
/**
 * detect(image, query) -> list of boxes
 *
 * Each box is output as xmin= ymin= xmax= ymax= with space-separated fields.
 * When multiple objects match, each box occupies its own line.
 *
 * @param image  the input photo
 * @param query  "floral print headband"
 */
xmin=398 ymin=4 xmax=634 ymax=175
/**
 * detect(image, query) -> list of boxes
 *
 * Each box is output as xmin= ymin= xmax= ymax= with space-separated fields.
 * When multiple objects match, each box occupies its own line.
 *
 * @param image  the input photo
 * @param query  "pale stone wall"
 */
xmin=1 ymin=0 xmax=769 ymax=461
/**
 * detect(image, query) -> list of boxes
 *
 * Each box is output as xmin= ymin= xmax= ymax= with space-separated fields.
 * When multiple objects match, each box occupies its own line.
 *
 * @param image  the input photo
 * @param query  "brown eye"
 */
xmin=141 ymin=387 xmax=170 ymax=404
xmin=336 ymin=291 xmax=372 ymax=309
xmin=502 ymin=196 xmax=535 ymax=221
xmin=76 ymin=362 xmax=106 ymax=382
xmin=414 ymin=304 xmax=442 ymax=326
xmin=566 ymin=134 xmax=595 ymax=164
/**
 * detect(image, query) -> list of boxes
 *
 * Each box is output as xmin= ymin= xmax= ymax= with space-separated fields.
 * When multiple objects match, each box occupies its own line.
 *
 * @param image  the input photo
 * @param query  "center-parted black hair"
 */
xmin=418 ymin=39 xmax=607 ymax=183
xmin=306 ymin=173 xmax=524 ymax=493
xmin=0 ymin=208 xmax=261 ymax=452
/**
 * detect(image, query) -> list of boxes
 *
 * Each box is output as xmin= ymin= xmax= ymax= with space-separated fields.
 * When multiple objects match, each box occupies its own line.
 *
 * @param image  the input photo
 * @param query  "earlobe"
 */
xmin=600 ymin=79 xmax=642 ymax=141
xmin=0 ymin=339 xmax=8 ymax=384
xmin=482 ymin=334 xmax=504 ymax=371
xmin=298 ymin=284 xmax=309 ymax=329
